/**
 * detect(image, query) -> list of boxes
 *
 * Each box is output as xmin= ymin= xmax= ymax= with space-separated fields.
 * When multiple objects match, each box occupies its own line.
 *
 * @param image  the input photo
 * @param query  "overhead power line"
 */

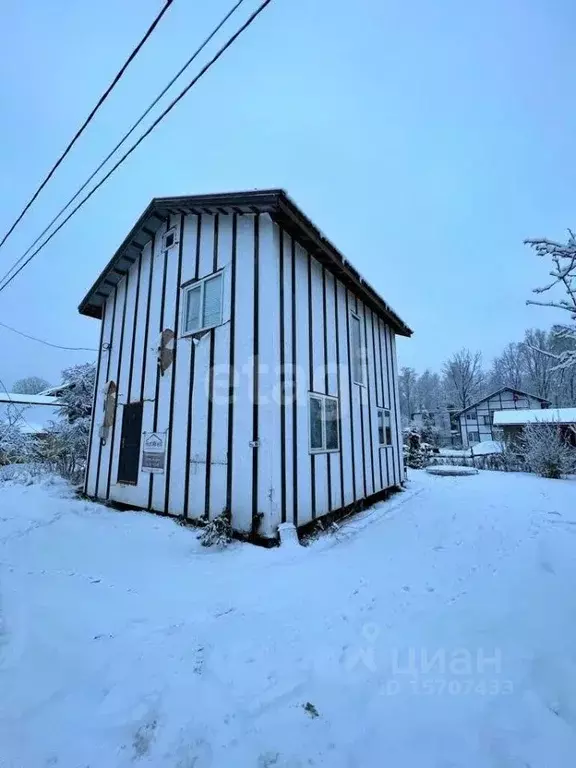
xmin=0 ymin=0 xmax=248 ymax=292
xmin=0 ymin=0 xmax=274 ymax=296
xmin=0 ymin=0 xmax=175 ymax=253
xmin=0 ymin=319 xmax=97 ymax=352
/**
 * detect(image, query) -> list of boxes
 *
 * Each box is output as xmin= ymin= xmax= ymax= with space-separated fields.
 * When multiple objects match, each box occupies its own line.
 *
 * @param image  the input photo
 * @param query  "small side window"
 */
xmin=466 ymin=410 xmax=477 ymax=420
xmin=378 ymin=408 xmax=392 ymax=446
xmin=350 ymin=313 xmax=365 ymax=385
xmin=163 ymin=227 xmax=178 ymax=250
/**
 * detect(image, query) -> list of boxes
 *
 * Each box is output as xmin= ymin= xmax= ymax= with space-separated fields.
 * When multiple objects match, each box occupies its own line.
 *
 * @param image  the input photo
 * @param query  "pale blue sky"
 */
xmin=0 ymin=0 xmax=575 ymax=387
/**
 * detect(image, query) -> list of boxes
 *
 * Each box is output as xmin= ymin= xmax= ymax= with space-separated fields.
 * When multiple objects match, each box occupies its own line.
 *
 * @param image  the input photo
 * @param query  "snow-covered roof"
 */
xmin=494 ymin=408 xmax=576 ymax=426
xmin=78 ymin=190 xmax=413 ymax=337
xmin=38 ymin=382 xmax=73 ymax=397
xmin=455 ymin=387 xmax=550 ymax=417
xmin=0 ymin=392 xmax=61 ymax=406
xmin=19 ymin=422 xmax=48 ymax=435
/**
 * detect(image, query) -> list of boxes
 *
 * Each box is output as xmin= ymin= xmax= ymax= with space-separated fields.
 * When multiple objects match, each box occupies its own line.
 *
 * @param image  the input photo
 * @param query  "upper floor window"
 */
xmin=350 ymin=312 xmax=365 ymax=385
xmin=182 ymin=272 xmax=223 ymax=335
xmin=466 ymin=410 xmax=477 ymax=420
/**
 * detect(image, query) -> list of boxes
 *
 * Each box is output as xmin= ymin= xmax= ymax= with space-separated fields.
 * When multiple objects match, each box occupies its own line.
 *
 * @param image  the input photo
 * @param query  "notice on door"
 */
xmin=141 ymin=431 xmax=167 ymax=473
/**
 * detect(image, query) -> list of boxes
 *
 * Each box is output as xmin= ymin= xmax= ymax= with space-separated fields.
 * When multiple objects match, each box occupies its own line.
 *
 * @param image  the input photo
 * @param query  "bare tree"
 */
xmin=521 ymin=329 xmax=557 ymax=402
xmin=489 ymin=342 xmax=525 ymax=391
xmin=398 ymin=367 xmax=419 ymax=421
xmin=443 ymin=349 xmax=484 ymax=409
xmin=525 ymin=233 xmax=576 ymax=371
xmin=415 ymin=370 xmax=444 ymax=413
xmin=12 ymin=376 xmax=51 ymax=395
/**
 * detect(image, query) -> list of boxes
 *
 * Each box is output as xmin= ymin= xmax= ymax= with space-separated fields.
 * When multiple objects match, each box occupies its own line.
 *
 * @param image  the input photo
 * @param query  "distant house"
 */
xmin=456 ymin=387 xmax=550 ymax=448
xmin=78 ymin=189 xmax=412 ymax=540
xmin=494 ymin=408 xmax=576 ymax=447
xmin=410 ymin=407 xmax=460 ymax=446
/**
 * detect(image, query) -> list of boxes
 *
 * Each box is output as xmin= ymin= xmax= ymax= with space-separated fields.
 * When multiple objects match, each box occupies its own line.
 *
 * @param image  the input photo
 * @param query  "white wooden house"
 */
xmin=456 ymin=387 xmax=550 ymax=448
xmin=79 ymin=190 xmax=412 ymax=539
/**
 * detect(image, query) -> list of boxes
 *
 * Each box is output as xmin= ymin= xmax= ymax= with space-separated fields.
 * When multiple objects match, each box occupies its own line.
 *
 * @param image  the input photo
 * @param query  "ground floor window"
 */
xmin=468 ymin=431 xmax=479 ymax=443
xmin=309 ymin=393 xmax=340 ymax=453
xmin=377 ymin=408 xmax=392 ymax=446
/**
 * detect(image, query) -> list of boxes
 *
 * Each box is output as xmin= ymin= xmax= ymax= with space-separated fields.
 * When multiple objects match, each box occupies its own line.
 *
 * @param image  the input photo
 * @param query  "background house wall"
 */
xmin=459 ymin=390 xmax=547 ymax=447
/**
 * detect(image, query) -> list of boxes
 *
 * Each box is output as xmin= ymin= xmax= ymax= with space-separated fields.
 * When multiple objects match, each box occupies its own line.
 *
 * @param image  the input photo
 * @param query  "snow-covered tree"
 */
xmin=521 ymin=421 xmax=576 ymax=479
xmin=0 ymin=420 xmax=34 ymax=465
xmin=550 ymin=325 xmax=576 ymax=405
xmin=11 ymin=376 xmax=50 ymax=395
xmin=36 ymin=362 xmax=96 ymax=483
xmin=525 ymin=233 xmax=576 ymax=372
xmin=415 ymin=370 xmax=444 ymax=412
xmin=58 ymin=363 xmax=96 ymax=422
xmin=408 ymin=412 xmax=440 ymax=446
xmin=443 ymin=349 xmax=485 ymax=409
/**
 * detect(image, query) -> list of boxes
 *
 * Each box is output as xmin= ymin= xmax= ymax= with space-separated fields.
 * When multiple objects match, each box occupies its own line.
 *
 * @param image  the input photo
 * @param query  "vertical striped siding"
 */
xmin=87 ymin=214 xmax=405 ymax=533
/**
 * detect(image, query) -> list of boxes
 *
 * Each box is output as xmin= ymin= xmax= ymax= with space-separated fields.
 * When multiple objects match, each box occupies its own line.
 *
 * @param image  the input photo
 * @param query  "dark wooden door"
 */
xmin=117 ymin=402 xmax=143 ymax=484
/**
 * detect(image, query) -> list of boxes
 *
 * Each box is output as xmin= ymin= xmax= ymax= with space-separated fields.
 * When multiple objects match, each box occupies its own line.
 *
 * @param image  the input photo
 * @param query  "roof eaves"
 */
xmin=274 ymin=192 xmax=413 ymax=337
xmin=455 ymin=386 xmax=551 ymax=417
xmin=78 ymin=189 xmax=413 ymax=336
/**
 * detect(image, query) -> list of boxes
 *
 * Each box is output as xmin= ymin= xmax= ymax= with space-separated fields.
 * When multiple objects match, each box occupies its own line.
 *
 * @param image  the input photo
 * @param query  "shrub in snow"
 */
xmin=521 ymin=422 xmax=576 ymax=479
xmin=36 ymin=363 xmax=96 ymax=484
xmin=0 ymin=363 xmax=96 ymax=484
xmin=404 ymin=427 xmax=431 ymax=469
xmin=199 ymin=511 xmax=233 ymax=547
xmin=0 ymin=421 xmax=35 ymax=465
xmin=38 ymin=417 xmax=91 ymax=485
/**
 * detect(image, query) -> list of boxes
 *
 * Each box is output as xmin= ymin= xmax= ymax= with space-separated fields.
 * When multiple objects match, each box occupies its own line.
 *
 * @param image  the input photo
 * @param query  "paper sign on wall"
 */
xmin=141 ymin=432 xmax=167 ymax=473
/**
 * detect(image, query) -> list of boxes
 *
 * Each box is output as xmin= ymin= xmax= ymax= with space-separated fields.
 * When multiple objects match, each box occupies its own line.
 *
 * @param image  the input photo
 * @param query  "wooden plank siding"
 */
xmin=84 ymin=213 xmax=405 ymax=537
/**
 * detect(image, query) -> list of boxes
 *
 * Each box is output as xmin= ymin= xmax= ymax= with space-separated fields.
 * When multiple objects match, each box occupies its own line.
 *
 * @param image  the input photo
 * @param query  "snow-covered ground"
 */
xmin=1 ymin=470 xmax=576 ymax=767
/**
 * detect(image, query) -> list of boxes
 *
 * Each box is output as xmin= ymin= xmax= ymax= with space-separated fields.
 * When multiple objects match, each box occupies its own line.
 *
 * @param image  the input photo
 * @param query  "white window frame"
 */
xmin=162 ymin=227 xmax=179 ymax=251
xmin=350 ymin=312 xmax=366 ymax=386
xmin=468 ymin=430 xmax=479 ymax=443
xmin=308 ymin=393 xmax=340 ymax=454
xmin=377 ymin=408 xmax=393 ymax=447
xmin=466 ymin=409 xmax=477 ymax=420
xmin=181 ymin=270 xmax=225 ymax=336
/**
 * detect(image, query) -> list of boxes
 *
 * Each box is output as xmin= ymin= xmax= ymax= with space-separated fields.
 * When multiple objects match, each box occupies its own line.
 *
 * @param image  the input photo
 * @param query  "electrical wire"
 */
xmin=0 ymin=0 xmax=175 ymax=252
xmin=0 ymin=319 xmax=97 ymax=352
xmin=0 ymin=0 xmax=274 ymax=296
xmin=0 ymin=0 xmax=248 ymax=291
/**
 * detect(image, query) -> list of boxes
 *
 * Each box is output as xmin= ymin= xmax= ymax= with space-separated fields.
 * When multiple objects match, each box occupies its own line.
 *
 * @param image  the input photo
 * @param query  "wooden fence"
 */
xmin=427 ymin=453 xmax=527 ymax=473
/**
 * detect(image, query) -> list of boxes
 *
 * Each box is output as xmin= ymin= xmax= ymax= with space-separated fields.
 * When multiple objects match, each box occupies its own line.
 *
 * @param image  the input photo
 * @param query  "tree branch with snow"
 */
xmin=525 ymin=233 xmax=576 ymax=371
